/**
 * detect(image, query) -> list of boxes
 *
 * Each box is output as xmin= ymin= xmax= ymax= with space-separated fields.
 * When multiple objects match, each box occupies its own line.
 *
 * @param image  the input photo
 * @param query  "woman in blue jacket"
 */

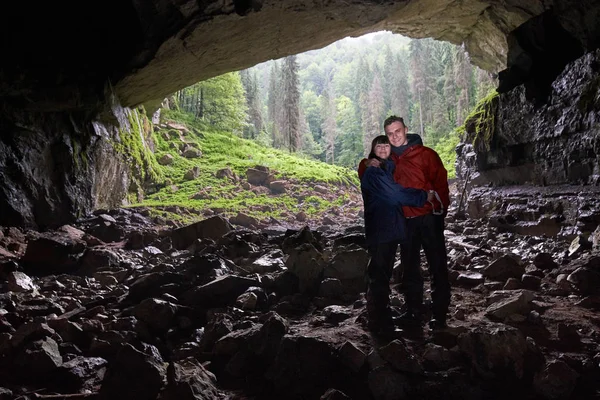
xmin=360 ymin=135 xmax=430 ymax=333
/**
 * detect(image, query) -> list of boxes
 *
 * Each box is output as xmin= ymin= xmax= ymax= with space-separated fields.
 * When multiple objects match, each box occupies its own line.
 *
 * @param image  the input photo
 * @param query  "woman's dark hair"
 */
xmin=368 ymin=135 xmax=390 ymax=159
xmin=367 ymin=135 xmax=391 ymax=170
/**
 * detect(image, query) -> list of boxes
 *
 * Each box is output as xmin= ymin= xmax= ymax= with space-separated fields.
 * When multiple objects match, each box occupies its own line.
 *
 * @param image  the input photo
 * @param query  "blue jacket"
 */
xmin=361 ymin=159 xmax=427 ymax=246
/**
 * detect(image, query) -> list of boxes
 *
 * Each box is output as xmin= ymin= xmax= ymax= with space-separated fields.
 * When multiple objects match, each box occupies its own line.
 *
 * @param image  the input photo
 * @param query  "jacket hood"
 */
xmin=406 ymin=133 xmax=423 ymax=146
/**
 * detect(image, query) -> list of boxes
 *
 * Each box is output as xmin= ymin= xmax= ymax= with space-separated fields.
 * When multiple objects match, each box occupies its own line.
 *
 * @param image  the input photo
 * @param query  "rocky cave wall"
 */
xmin=457 ymin=48 xmax=600 ymax=187
xmin=2 ymin=0 xmax=600 ymax=228
xmin=0 ymin=93 xmax=133 ymax=229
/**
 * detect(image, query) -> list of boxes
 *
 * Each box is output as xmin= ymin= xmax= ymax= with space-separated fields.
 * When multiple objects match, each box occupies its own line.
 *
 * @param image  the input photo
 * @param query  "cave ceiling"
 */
xmin=1 ymin=0 xmax=600 ymax=115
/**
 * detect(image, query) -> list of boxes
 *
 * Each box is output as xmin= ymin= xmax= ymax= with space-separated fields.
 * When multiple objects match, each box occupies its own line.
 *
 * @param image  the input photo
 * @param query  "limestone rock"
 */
xmin=457 ymin=323 xmax=539 ymax=382
xmin=131 ymin=298 xmax=178 ymax=333
xmin=183 ymin=166 xmax=200 ymax=180
xmin=159 ymin=357 xmax=220 ymax=400
xmin=266 ymin=336 xmax=337 ymax=394
xmin=171 ymin=216 xmax=233 ymax=249
xmin=235 ymin=292 xmax=258 ymax=310
xmin=485 ymin=289 xmax=535 ymax=320
xmin=182 ymin=147 xmax=201 ymax=158
xmin=285 ymin=243 xmax=325 ymax=294
xmin=159 ymin=154 xmax=174 ymax=165
xmin=482 ymin=254 xmax=525 ymax=282
xmin=379 ymin=340 xmax=423 ymax=374
xmin=246 ymin=167 xmax=269 ymax=186
xmin=7 ymin=271 xmax=36 ymax=292
xmin=323 ymin=246 xmax=369 ymax=294
xmin=269 ymin=180 xmax=287 ymax=194
xmin=229 ymin=212 xmax=258 ymax=228
xmin=15 ymin=337 xmax=63 ymax=376
xmin=247 ymin=250 xmax=285 ymax=274
xmin=98 ymin=344 xmax=167 ymax=400
xmin=533 ymin=360 xmax=579 ymax=400
xmin=216 ymin=167 xmax=235 ymax=180
xmin=368 ymin=366 xmax=409 ymax=400
xmin=338 ymin=341 xmax=366 ymax=372
xmin=21 ymin=231 xmax=86 ymax=273
xmin=180 ymin=275 xmax=259 ymax=308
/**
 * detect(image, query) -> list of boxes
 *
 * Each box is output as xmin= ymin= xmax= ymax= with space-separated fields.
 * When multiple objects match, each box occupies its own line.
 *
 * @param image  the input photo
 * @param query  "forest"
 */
xmin=169 ymin=31 xmax=497 ymax=178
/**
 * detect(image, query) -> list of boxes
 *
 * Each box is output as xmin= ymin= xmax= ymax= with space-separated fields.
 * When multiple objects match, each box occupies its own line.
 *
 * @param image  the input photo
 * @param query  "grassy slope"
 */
xmin=132 ymin=110 xmax=361 ymax=224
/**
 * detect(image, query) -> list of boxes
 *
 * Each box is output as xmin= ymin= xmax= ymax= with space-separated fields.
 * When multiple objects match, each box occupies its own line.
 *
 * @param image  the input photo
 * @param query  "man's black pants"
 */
xmin=366 ymin=241 xmax=398 ymax=324
xmin=399 ymin=214 xmax=450 ymax=319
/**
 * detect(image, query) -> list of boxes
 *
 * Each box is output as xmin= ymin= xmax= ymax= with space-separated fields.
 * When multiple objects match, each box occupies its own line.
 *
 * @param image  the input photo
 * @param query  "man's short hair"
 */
xmin=384 ymin=115 xmax=405 ymax=128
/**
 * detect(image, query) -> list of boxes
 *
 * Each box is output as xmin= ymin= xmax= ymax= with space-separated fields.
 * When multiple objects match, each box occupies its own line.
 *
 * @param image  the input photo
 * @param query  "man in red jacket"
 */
xmin=360 ymin=115 xmax=451 ymax=329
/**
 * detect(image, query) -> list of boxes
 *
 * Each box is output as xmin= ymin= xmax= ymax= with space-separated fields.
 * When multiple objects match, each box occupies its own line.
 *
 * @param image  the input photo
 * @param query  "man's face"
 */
xmin=384 ymin=121 xmax=408 ymax=147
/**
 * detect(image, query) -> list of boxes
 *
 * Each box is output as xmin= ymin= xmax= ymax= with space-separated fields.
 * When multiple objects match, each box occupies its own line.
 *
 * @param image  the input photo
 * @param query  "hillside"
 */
xmin=131 ymin=109 xmax=363 ymax=228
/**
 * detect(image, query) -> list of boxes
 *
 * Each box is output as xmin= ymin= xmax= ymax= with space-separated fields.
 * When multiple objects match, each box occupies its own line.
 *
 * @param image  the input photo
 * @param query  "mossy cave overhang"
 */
xmin=1 ymin=0 xmax=600 ymax=229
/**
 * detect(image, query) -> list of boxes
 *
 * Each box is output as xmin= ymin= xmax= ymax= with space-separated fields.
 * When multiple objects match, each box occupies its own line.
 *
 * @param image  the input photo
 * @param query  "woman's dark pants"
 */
xmin=366 ymin=241 xmax=398 ymax=327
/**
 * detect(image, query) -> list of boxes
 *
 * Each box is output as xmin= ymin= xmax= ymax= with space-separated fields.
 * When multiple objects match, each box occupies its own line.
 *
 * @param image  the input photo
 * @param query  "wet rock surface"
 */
xmin=0 ymin=202 xmax=599 ymax=400
xmin=457 ymin=48 xmax=600 ymax=188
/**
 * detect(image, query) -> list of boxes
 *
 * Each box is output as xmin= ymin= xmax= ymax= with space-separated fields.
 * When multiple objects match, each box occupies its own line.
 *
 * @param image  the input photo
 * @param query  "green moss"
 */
xmin=464 ymin=90 xmax=499 ymax=151
xmin=112 ymin=108 xmax=164 ymax=197
xmin=128 ymin=109 xmax=360 ymax=222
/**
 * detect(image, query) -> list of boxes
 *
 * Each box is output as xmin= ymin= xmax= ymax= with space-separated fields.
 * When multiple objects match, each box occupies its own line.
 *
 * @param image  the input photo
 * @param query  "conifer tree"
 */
xmin=240 ymin=69 xmax=264 ymax=139
xmin=390 ymin=53 xmax=411 ymax=121
xmin=362 ymin=75 xmax=384 ymax=156
xmin=281 ymin=55 xmax=301 ymax=152
xmin=454 ymin=44 xmax=472 ymax=126
xmin=267 ymin=61 xmax=284 ymax=148
xmin=382 ymin=45 xmax=395 ymax=114
xmin=321 ymin=81 xmax=337 ymax=163
xmin=443 ymin=60 xmax=457 ymax=127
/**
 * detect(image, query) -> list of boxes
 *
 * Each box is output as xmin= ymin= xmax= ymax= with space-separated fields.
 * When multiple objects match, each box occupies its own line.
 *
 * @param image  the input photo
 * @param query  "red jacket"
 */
xmin=358 ymin=145 xmax=450 ymax=218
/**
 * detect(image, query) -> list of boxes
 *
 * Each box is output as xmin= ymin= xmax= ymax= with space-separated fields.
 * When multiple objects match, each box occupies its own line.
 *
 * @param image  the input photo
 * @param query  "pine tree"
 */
xmin=281 ymin=55 xmax=301 ymax=152
xmin=390 ymin=53 xmax=411 ymax=121
xmin=382 ymin=45 xmax=395 ymax=114
xmin=409 ymin=40 xmax=426 ymax=138
xmin=336 ymin=95 xmax=363 ymax=167
xmin=362 ymin=75 xmax=384 ymax=156
xmin=321 ymin=81 xmax=337 ymax=163
xmin=454 ymin=44 xmax=472 ymax=126
xmin=240 ymin=69 xmax=264 ymax=139
xmin=443 ymin=60 xmax=457 ymax=127
xmin=267 ymin=61 xmax=284 ymax=148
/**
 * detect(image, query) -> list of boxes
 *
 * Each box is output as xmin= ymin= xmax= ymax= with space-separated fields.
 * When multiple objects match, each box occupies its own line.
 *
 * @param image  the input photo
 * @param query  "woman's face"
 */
xmin=374 ymin=143 xmax=391 ymax=159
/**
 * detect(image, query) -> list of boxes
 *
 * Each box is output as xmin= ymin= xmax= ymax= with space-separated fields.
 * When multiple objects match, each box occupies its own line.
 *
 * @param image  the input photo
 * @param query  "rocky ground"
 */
xmin=0 ymin=186 xmax=600 ymax=400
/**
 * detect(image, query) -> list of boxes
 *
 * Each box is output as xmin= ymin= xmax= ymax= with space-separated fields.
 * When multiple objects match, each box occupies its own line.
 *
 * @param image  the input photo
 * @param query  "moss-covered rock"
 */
xmin=462 ymin=90 xmax=499 ymax=152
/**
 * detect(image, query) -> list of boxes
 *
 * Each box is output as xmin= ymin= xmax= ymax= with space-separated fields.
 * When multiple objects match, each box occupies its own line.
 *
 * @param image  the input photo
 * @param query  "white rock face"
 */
xmin=115 ymin=0 xmax=550 ymax=107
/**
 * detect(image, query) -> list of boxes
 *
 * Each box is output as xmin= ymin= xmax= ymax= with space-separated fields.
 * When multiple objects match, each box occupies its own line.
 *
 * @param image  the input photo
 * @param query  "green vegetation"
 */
xmin=173 ymin=72 xmax=247 ymax=134
xmin=131 ymin=109 xmax=360 ymax=223
xmin=121 ymin=33 xmax=502 ymax=222
xmin=427 ymin=90 xmax=498 ymax=178
xmin=464 ymin=90 xmax=499 ymax=151
xmin=245 ymin=32 xmax=497 ymax=171
xmin=431 ymin=127 xmax=462 ymax=179
xmin=112 ymin=108 xmax=164 ymax=198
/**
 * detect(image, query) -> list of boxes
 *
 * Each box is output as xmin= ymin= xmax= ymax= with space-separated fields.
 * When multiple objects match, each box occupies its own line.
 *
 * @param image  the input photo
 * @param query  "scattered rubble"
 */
xmin=0 ymin=188 xmax=599 ymax=399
